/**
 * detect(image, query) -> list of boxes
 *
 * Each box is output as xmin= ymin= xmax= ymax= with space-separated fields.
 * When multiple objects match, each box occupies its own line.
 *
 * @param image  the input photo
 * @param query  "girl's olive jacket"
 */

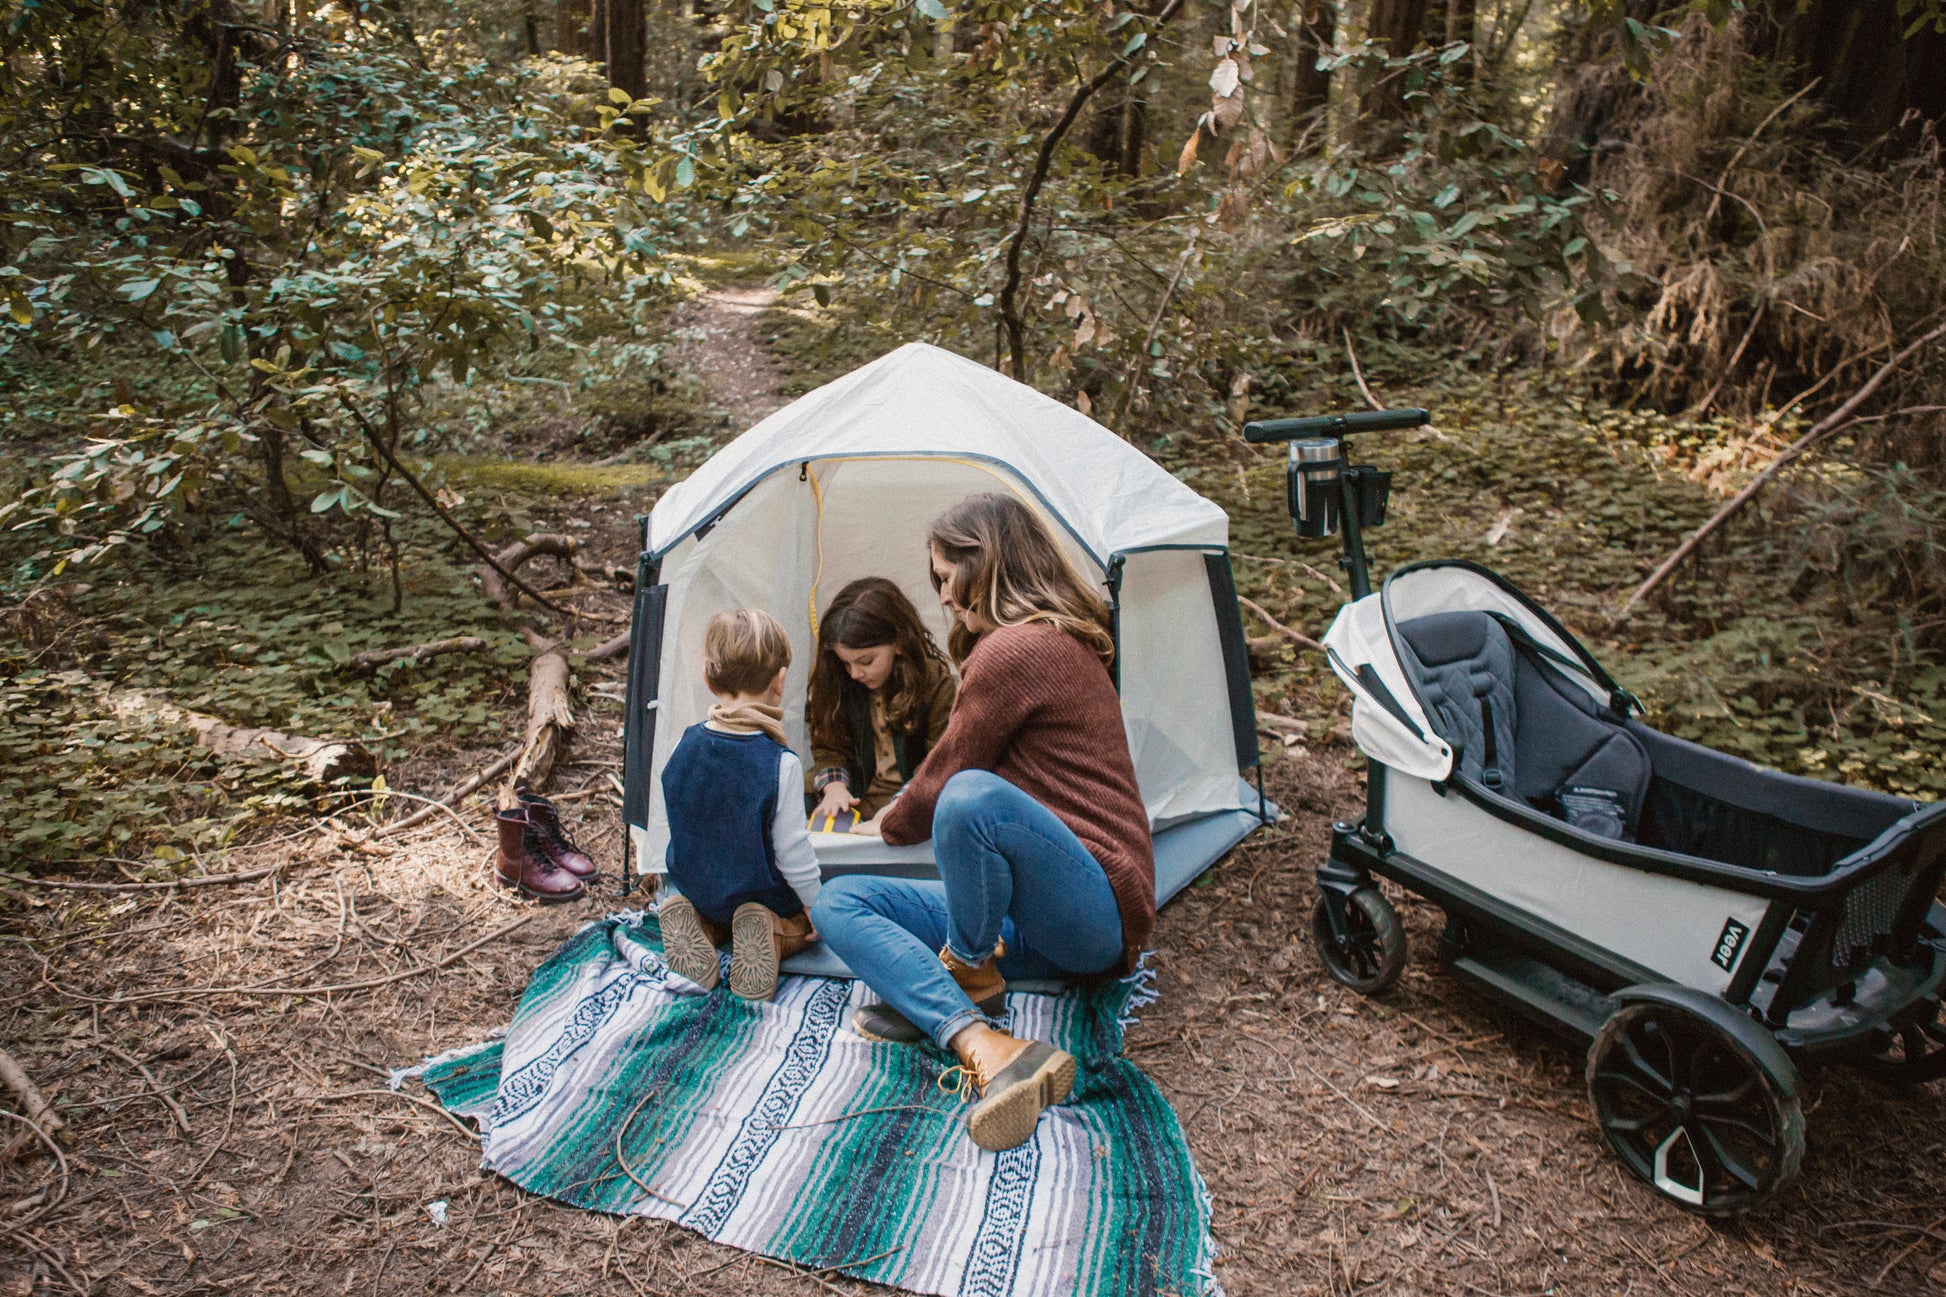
xmin=809 ymin=657 xmax=957 ymax=795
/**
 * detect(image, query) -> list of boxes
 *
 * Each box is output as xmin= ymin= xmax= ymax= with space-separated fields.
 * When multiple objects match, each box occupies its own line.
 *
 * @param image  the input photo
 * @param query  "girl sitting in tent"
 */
xmin=814 ymin=494 xmax=1155 ymax=1152
xmin=806 ymin=577 xmax=957 ymax=829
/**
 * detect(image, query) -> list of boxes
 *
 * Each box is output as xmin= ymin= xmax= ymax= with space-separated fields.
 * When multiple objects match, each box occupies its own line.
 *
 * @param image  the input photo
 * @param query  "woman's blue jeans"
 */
xmin=811 ymin=770 xmax=1124 ymax=1049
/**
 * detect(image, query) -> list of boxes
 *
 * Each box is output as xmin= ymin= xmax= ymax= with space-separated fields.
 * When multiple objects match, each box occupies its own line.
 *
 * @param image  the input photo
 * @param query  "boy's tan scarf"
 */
xmin=707 ymin=701 xmax=788 ymax=747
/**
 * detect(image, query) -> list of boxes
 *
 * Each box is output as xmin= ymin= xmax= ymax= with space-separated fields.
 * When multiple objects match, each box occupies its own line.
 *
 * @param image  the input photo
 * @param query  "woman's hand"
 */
xmin=849 ymin=808 xmax=887 ymax=837
xmin=813 ymin=782 xmax=857 ymax=823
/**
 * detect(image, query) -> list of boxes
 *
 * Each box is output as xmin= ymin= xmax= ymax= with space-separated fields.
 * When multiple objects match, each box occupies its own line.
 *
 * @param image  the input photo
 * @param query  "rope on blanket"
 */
xmin=758 ymin=1100 xmax=962 ymax=1132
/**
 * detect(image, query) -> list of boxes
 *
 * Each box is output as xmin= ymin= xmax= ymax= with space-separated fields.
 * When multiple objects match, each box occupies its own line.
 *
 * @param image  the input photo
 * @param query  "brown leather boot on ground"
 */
xmin=657 ymin=893 xmax=726 ymax=990
xmin=495 ymin=808 xmax=586 ymax=904
xmin=942 ymin=1022 xmax=1076 ymax=1152
xmin=853 ymin=940 xmax=1008 ymax=1045
xmin=728 ymin=904 xmax=816 ymax=1001
xmin=516 ymin=788 xmax=597 ymax=879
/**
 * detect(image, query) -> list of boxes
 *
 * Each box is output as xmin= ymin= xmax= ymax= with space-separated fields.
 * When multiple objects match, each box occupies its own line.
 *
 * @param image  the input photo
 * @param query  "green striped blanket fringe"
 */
xmin=396 ymin=909 xmax=1220 ymax=1297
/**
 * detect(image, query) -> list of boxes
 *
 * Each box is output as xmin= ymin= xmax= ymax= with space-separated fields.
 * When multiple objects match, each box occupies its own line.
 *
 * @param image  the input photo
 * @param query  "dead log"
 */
xmin=346 ymin=636 xmax=488 ymax=675
xmin=106 ymin=691 xmax=375 ymax=783
xmin=479 ymin=533 xmax=580 ymax=611
xmin=0 ymin=1047 xmax=62 ymax=1137
xmin=506 ymin=642 xmax=575 ymax=799
xmin=1246 ymin=634 xmax=1284 ymax=674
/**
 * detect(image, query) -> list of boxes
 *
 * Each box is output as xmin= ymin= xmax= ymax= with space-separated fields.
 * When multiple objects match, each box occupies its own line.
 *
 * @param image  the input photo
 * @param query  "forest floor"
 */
xmin=5 ymin=279 xmax=1946 ymax=1297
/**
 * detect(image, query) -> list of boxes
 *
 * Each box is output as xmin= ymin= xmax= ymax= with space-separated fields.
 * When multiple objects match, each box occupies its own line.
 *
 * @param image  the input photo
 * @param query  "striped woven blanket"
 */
xmin=402 ymin=911 xmax=1218 ymax=1297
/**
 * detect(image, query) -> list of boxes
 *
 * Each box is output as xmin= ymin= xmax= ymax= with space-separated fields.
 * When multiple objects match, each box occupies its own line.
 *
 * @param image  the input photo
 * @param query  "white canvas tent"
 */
xmin=620 ymin=342 xmax=1270 ymax=974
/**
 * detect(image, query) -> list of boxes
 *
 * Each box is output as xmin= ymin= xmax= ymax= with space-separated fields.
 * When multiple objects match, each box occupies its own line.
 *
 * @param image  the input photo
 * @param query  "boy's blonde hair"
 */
xmin=703 ymin=609 xmax=792 ymax=696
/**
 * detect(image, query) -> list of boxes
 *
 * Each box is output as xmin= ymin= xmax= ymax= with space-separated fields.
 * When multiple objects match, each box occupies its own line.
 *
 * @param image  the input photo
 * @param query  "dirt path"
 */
xmin=667 ymin=283 xmax=788 ymax=431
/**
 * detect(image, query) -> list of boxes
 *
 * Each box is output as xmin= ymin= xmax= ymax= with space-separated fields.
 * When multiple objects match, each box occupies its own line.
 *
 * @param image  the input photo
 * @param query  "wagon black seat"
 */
xmin=1397 ymin=611 xmax=1651 ymax=839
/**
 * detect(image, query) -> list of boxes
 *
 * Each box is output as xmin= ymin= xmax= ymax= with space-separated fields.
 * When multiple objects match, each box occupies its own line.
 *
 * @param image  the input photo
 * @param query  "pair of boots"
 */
xmin=855 ymin=945 xmax=1077 ymax=1153
xmin=658 ymin=894 xmax=815 ymax=1001
xmin=494 ymin=787 xmax=596 ymax=903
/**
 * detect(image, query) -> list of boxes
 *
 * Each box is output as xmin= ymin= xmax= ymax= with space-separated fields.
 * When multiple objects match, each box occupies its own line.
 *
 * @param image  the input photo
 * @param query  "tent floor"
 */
xmin=778 ymin=797 xmax=1275 ymax=991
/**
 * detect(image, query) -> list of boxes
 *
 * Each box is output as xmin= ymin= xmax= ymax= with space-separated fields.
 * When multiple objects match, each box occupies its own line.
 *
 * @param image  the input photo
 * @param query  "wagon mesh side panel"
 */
xmin=1832 ymin=865 xmax=1913 ymax=972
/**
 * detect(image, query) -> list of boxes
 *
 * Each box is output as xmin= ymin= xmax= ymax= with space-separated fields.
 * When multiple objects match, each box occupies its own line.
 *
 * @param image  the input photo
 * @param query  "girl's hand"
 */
xmin=814 ymin=783 xmax=857 ymax=822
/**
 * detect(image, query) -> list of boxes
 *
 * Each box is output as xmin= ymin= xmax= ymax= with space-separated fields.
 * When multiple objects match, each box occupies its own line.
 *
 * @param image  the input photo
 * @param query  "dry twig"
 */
xmin=1237 ymin=596 xmax=1324 ymax=653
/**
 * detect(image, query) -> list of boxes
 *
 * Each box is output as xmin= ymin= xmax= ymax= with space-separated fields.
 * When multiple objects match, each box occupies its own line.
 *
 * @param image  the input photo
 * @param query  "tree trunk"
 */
xmin=1288 ymin=0 xmax=1337 ymax=153
xmin=602 ymin=0 xmax=646 ymax=101
xmin=1752 ymin=0 xmax=1946 ymax=144
xmin=1443 ymin=0 xmax=1475 ymax=81
xmin=555 ymin=0 xmax=590 ymax=54
xmin=1360 ymin=0 xmax=1429 ymax=118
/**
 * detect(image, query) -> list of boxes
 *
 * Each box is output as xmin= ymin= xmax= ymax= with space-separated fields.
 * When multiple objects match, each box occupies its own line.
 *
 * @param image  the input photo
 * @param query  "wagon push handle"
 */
xmin=1244 ymin=408 xmax=1429 ymax=601
xmin=1240 ymin=408 xmax=1430 ymax=443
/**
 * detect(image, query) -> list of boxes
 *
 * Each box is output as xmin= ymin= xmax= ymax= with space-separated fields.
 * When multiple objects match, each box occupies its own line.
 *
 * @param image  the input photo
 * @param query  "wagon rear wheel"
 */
xmin=1312 ymin=887 xmax=1405 ymax=995
xmin=1587 ymin=1000 xmax=1804 ymax=1216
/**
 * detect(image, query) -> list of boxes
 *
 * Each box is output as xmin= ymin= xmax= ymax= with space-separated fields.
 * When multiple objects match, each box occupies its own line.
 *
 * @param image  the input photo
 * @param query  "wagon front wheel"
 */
xmin=1587 ymin=999 xmax=1804 ymax=1216
xmin=1312 ymin=887 xmax=1405 ymax=994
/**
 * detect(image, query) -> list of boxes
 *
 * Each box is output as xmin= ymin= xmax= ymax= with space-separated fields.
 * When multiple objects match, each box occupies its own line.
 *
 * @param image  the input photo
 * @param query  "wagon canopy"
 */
xmin=1321 ymin=561 xmax=1618 ymax=782
xmin=623 ymin=342 xmax=1264 ymax=892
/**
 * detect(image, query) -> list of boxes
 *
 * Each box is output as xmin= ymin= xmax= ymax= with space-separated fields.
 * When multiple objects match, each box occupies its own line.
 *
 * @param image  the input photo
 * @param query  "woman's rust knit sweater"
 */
xmin=879 ymin=621 xmax=1155 ymax=975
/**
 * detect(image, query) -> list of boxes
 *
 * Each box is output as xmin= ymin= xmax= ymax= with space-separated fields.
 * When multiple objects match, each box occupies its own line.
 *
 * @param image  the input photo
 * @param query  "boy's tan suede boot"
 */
xmin=852 ymin=941 xmax=1007 ymax=1045
xmin=728 ymin=904 xmax=816 ymax=1000
xmin=943 ymin=1022 xmax=1076 ymax=1152
xmin=658 ymin=894 xmax=725 ymax=991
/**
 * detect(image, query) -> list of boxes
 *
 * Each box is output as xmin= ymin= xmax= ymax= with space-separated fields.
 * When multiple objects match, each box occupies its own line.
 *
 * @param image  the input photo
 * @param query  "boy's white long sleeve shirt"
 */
xmin=770 ymin=750 xmax=821 ymax=911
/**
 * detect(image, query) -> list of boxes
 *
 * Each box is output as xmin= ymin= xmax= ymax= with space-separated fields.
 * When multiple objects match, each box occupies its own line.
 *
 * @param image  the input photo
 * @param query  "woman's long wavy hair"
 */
xmin=807 ymin=577 xmax=951 ymax=753
xmin=927 ymin=494 xmax=1114 ymax=668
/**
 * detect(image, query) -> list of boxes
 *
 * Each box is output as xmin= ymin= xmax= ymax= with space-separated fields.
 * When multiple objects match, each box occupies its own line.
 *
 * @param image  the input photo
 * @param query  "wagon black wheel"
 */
xmin=1312 ymin=888 xmax=1405 ymax=995
xmin=1587 ymin=1002 xmax=1804 ymax=1216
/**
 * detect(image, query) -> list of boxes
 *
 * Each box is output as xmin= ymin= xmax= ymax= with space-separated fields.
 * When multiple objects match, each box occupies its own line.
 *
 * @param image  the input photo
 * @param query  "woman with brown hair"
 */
xmin=806 ymin=578 xmax=957 ymax=826
xmin=812 ymin=493 xmax=1155 ymax=1153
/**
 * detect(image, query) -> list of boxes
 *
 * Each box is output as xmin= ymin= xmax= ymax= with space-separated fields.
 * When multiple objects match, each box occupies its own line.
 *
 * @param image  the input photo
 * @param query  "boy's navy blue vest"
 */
xmin=661 ymin=723 xmax=802 ymax=925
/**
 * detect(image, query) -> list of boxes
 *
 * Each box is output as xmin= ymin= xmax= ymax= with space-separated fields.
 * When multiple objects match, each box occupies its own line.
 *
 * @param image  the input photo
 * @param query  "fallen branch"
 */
xmin=583 ymin=629 xmax=631 ymax=663
xmin=1625 ymin=318 xmax=1946 ymax=614
xmin=575 ymin=559 xmax=636 ymax=592
xmin=374 ymin=747 xmax=521 ymax=838
xmin=100 ymin=1043 xmax=191 ymax=1134
xmin=0 ymin=863 xmax=282 ymax=893
xmin=105 ymin=690 xmax=374 ymax=784
xmin=347 ymin=636 xmax=488 ymax=675
xmin=0 ymin=1048 xmax=63 ymax=1136
xmin=1237 ymin=596 xmax=1324 ymax=653
xmin=507 ymin=640 xmax=576 ymax=798
xmin=341 ymin=396 xmax=570 ymax=617
xmin=1256 ymin=710 xmax=1308 ymax=738
xmin=480 ymin=533 xmax=579 ymax=612
xmin=1343 ymin=327 xmax=1385 ymax=412
xmin=308 ymin=1088 xmax=479 ymax=1143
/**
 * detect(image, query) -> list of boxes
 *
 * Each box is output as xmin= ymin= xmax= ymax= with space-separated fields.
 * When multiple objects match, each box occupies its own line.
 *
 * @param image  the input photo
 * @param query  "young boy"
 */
xmin=658 ymin=609 xmax=820 ymax=1000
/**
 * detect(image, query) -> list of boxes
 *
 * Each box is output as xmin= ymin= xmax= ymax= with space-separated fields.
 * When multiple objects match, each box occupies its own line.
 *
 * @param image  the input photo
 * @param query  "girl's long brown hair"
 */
xmin=928 ymin=494 xmax=1114 ymax=668
xmin=807 ymin=577 xmax=952 ymax=753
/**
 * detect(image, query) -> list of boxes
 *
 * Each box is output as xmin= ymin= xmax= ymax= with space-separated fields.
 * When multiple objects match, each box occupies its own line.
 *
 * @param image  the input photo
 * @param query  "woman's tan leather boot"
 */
xmin=944 ymin=1022 xmax=1076 ymax=1151
xmin=853 ymin=941 xmax=1007 ymax=1044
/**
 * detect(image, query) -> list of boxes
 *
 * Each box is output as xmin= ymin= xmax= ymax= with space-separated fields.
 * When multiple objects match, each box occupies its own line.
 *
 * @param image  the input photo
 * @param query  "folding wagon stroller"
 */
xmin=1245 ymin=408 xmax=1946 ymax=1216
